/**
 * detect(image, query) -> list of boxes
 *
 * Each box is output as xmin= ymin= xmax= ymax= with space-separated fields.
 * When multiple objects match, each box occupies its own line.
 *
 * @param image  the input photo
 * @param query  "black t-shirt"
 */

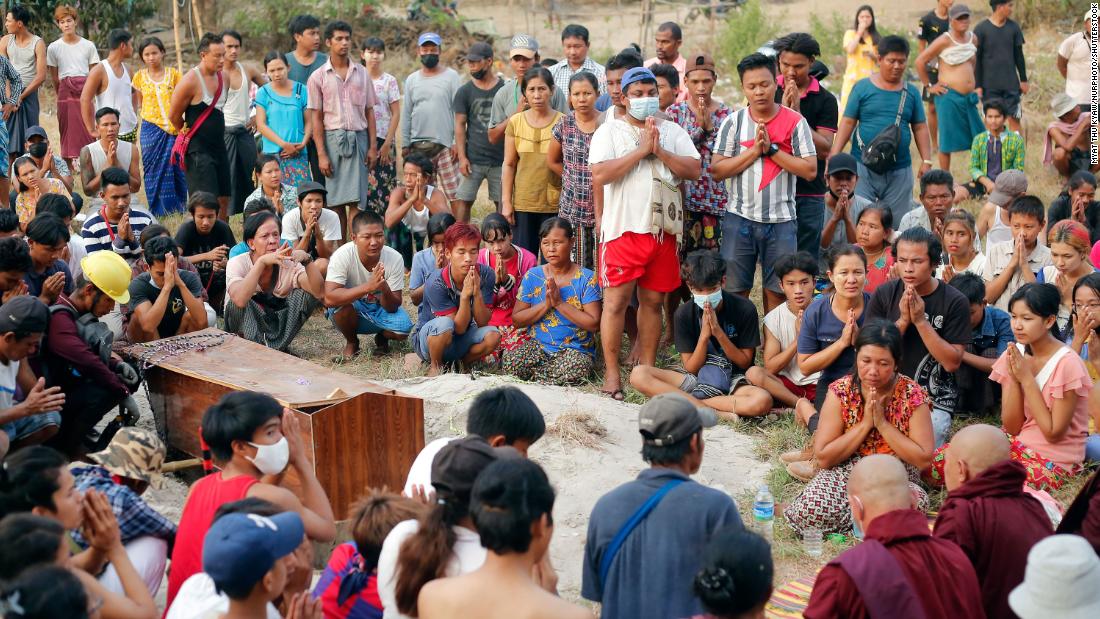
xmin=127 ymin=270 xmax=204 ymax=338
xmin=974 ymin=19 xmax=1027 ymax=91
xmin=175 ymin=220 xmax=236 ymax=278
xmin=867 ymin=278 xmax=972 ymax=413
xmin=1047 ymin=195 xmax=1100 ymax=244
xmin=453 ymin=80 xmax=506 ymax=166
xmin=917 ymin=11 xmax=950 ymax=48
xmin=774 ymin=77 xmax=838 ymax=197
xmin=673 ymin=292 xmax=761 ymax=371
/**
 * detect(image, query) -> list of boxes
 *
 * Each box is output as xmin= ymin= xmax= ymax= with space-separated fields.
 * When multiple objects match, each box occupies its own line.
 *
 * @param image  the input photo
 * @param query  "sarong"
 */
xmin=277 ymin=149 xmax=311 ymax=187
xmin=323 ymin=128 xmax=369 ymax=207
xmin=935 ymin=88 xmax=984 ymax=153
xmin=365 ymin=136 xmax=396 ymax=215
xmin=7 ymin=89 xmax=38 ymax=156
xmin=58 ymin=76 xmax=94 ymax=159
xmin=224 ymin=125 xmax=258 ymax=216
xmin=139 ymin=122 xmax=188 ymax=217
xmin=224 ymin=288 xmax=319 ymax=352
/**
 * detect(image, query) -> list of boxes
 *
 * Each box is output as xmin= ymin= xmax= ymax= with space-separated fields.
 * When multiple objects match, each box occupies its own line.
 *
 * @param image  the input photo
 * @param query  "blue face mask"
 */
xmin=627 ymin=96 xmax=659 ymax=120
xmin=692 ymin=289 xmax=723 ymax=310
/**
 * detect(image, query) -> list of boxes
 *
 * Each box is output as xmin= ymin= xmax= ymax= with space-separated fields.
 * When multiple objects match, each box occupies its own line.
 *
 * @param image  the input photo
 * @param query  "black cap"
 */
xmin=431 ymin=436 xmax=519 ymax=502
xmin=25 ymin=126 xmax=47 ymax=140
xmin=466 ymin=41 xmax=494 ymax=61
xmin=826 ymin=153 xmax=858 ymax=176
xmin=297 ymin=181 xmax=327 ymax=202
xmin=0 ymin=295 xmax=49 ymax=333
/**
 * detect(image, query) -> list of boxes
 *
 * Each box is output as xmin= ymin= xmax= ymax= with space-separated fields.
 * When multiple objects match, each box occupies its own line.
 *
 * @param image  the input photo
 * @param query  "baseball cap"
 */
xmin=297 ymin=181 xmax=327 ymax=201
xmin=467 ymin=41 xmax=494 ymax=61
xmin=638 ymin=393 xmax=718 ymax=447
xmin=988 ymin=169 xmax=1028 ymax=206
xmin=418 ymin=32 xmax=442 ymax=47
xmin=25 ymin=126 xmax=47 ymax=140
xmin=1051 ymin=92 xmax=1078 ymax=119
xmin=621 ymin=67 xmax=657 ymax=91
xmin=203 ymin=511 xmax=305 ymax=597
xmin=87 ymin=427 xmax=167 ymax=488
xmin=949 ymin=4 xmax=971 ymax=19
xmin=509 ymin=33 xmax=539 ymax=58
xmin=1086 ymin=9 xmax=1095 ymax=21
xmin=431 ymin=435 xmax=520 ymax=501
xmin=827 ymin=152 xmax=859 ymax=176
xmin=0 ymin=296 xmax=48 ymax=334
xmin=684 ymin=52 xmax=716 ymax=76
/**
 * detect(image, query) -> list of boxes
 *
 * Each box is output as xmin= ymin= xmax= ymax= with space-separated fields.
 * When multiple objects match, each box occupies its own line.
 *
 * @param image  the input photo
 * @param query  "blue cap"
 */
xmin=202 ymin=512 xmax=304 ymax=596
xmin=418 ymin=32 xmax=442 ymax=47
xmin=621 ymin=67 xmax=656 ymax=90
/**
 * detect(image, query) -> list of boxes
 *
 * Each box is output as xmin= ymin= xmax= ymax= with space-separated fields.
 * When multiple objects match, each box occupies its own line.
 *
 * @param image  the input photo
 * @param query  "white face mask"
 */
xmin=246 ymin=437 xmax=290 ymax=475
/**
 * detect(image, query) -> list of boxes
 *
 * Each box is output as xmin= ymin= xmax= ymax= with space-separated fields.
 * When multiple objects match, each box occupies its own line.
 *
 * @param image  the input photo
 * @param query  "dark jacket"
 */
xmin=1058 ymin=469 xmax=1100 ymax=555
xmin=934 ymin=460 xmax=1052 ymax=619
xmin=45 ymin=294 xmax=128 ymax=397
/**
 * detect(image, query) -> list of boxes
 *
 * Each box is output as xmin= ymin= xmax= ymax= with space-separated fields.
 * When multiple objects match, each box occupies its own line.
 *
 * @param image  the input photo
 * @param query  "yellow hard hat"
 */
xmin=80 ymin=251 xmax=132 ymax=304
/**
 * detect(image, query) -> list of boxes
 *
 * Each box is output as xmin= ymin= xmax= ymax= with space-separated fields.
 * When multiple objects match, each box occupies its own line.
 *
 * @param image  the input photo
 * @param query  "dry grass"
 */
xmin=546 ymin=409 xmax=610 ymax=450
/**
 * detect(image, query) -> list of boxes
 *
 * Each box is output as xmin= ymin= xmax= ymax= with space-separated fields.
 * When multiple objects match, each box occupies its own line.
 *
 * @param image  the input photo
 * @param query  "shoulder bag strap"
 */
xmin=598 ymin=478 xmax=686 ymax=586
xmin=171 ymin=71 xmax=224 ymax=169
xmin=892 ymin=86 xmax=908 ymax=128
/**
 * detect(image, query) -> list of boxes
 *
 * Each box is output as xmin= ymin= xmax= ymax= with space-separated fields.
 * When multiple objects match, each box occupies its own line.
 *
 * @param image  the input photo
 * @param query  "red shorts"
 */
xmin=599 ymin=232 xmax=681 ymax=292
xmin=780 ymin=375 xmax=817 ymax=402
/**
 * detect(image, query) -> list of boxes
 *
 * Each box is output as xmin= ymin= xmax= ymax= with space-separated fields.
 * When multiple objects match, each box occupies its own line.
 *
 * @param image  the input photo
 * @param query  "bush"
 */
xmin=716 ymin=0 xmax=779 ymax=71
xmin=809 ymin=11 xmax=848 ymax=77
xmin=12 ymin=0 xmax=157 ymax=36
xmin=222 ymin=0 xmax=380 ymax=50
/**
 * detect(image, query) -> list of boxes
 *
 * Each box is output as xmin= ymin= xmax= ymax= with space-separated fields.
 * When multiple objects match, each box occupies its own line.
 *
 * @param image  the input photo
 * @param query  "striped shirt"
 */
xmin=714 ymin=105 xmax=815 ymax=223
xmin=0 ymin=55 xmax=22 ymax=107
xmin=81 ymin=208 xmax=157 ymax=263
xmin=549 ymin=57 xmax=607 ymax=96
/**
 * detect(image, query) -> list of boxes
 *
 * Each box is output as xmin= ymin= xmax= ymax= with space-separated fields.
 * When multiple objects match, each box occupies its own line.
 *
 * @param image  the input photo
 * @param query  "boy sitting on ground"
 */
xmin=411 ymin=222 xmax=502 ymax=377
xmin=630 ymin=250 xmax=772 ymax=420
xmin=0 ymin=296 xmax=65 ymax=459
xmin=175 ymin=191 xmax=236 ymax=311
xmin=949 ymin=272 xmax=1014 ymax=414
xmin=126 ymin=236 xmax=209 ymax=343
xmin=754 ymin=251 xmax=820 ymax=426
xmin=324 ymin=211 xmax=413 ymax=360
xmin=983 ymin=195 xmax=1052 ymax=310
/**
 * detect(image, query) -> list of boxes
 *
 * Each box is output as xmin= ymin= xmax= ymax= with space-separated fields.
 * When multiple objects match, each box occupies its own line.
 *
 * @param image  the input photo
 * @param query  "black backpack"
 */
xmin=856 ymin=86 xmax=908 ymax=175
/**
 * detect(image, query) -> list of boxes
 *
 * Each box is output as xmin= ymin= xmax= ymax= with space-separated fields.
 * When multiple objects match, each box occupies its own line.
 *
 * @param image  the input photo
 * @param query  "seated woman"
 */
xmin=225 ymin=210 xmax=324 ymax=352
xmin=13 ymin=155 xmax=71 ymax=231
xmin=691 ymin=527 xmax=773 ymax=619
xmin=784 ymin=319 xmax=934 ymax=536
xmin=479 ymin=213 xmax=537 ymax=355
xmin=504 ymin=217 xmax=601 ymax=385
xmin=852 ymin=207 xmax=893 ymax=293
xmin=385 ymin=152 xmax=451 ymax=268
xmin=1037 ymin=220 xmax=1097 ymax=338
xmin=1069 ymin=274 xmax=1100 ymax=462
xmin=244 ymin=154 xmax=299 ymax=216
xmin=936 ymin=209 xmax=987 ymax=282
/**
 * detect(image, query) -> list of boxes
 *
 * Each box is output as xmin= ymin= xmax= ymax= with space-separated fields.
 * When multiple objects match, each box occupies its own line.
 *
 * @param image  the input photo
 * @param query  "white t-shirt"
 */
xmin=763 ymin=303 xmax=820 ymax=386
xmin=326 ymin=243 xmax=405 ymax=292
xmin=46 ymin=37 xmax=99 ymax=80
xmin=588 ymin=117 xmax=699 ymax=243
xmin=402 ymin=436 xmax=457 ymax=497
xmin=165 ymin=572 xmax=280 ymax=619
xmin=68 ymin=236 xmax=87 ymax=279
xmin=376 ymin=519 xmax=486 ymax=619
xmin=401 ymin=186 xmax=436 ymax=234
xmin=1058 ymin=33 xmax=1093 ymax=105
xmin=935 ymin=252 xmax=988 ymax=280
xmin=0 ymin=358 xmax=19 ymax=409
xmin=280 ymin=208 xmax=342 ymax=245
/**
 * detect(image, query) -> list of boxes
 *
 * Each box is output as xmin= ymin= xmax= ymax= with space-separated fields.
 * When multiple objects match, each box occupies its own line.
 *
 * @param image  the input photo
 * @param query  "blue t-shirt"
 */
xmin=416 ymin=264 xmax=497 ymax=332
xmin=595 ymin=93 xmax=612 ymax=112
xmin=23 ymin=260 xmax=73 ymax=299
xmin=409 ymin=248 xmax=438 ymax=329
xmin=517 ymin=265 xmax=602 ymax=356
xmin=844 ymin=80 xmax=926 ymax=171
xmin=254 ymin=81 xmax=309 ymax=154
xmin=796 ymin=293 xmax=870 ymax=387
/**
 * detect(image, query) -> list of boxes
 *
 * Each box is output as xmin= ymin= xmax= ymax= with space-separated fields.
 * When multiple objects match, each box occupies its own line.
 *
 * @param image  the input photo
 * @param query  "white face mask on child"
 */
xmin=246 ymin=438 xmax=290 ymax=475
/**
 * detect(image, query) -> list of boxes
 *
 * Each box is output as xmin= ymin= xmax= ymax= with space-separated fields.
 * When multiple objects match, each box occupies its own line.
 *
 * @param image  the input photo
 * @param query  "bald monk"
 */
xmin=933 ymin=424 xmax=1052 ymax=619
xmin=804 ymin=454 xmax=987 ymax=619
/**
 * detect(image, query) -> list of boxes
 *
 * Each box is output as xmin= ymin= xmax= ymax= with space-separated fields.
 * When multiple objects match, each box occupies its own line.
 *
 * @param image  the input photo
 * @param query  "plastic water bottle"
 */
xmin=753 ymin=483 xmax=775 ymax=541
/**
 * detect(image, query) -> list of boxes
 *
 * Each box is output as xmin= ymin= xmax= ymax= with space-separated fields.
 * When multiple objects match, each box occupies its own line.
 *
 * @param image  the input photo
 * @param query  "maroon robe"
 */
xmin=1058 ymin=469 xmax=1100 ymax=554
xmin=804 ymin=509 xmax=987 ymax=619
xmin=934 ymin=460 xmax=1052 ymax=619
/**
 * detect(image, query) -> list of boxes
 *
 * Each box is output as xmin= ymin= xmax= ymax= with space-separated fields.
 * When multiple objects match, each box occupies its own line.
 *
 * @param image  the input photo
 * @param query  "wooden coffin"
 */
xmin=123 ymin=328 xmax=424 ymax=517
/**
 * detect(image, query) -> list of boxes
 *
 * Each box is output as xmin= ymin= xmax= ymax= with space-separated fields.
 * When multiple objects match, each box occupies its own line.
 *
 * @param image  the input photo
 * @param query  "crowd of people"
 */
xmin=0 ymin=0 xmax=1099 ymax=617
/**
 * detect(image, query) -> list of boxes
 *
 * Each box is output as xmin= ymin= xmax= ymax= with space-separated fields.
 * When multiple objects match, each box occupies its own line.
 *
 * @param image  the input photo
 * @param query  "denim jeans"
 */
xmin=795 ymin=195 xmax=826 ymax=260
xmin=855 ymin=162 xmax=916 ymax=223
xmin=721 ymin=212 xmax=797 ymax=293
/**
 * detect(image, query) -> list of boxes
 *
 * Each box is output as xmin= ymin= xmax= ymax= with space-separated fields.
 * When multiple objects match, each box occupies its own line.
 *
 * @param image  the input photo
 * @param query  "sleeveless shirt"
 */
xmin=94 ymin=60 xmax=139 ymax=134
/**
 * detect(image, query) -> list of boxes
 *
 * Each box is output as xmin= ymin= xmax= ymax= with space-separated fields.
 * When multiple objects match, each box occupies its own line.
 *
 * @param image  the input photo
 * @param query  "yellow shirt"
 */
xmin=841 ymin=30 xmax=878 ymax=110
xmin=506 ymin=111 xmax=564 ymax=214
xmin=132 ymin=67 xmax=182 ymax=134
xmin=16 ymin=177 xmax=69 ymax=226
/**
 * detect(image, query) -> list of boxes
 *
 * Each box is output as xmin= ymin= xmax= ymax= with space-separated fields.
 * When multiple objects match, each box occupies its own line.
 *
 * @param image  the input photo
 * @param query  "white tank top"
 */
xmin=985 ymin=205 xmax=1013 ymax=250
xmin=401 ymin=186 xmax=436 ymax=233
xmin=87 ymin=139 xmax=133 ymax=178
xmin=223 ymin=62 xmax=250 ymax=127
xmin=6 ymin=35 xmax=39 ymax=86
xmin=95 ymin=60 xmax=139 ymax=134
xmin=194 ymin=67 xmax=227 ymax=109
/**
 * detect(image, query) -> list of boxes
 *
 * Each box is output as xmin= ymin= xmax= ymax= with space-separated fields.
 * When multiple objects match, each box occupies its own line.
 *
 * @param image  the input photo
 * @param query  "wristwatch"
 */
xmin=766 ymin=142 xmax=780 ymax=157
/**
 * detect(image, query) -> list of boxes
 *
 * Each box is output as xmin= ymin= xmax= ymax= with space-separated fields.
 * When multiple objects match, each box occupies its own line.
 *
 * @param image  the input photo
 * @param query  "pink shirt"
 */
xmin=225 ymin=252 xmax=306 ymax=308
xmin=306 ymin=61 xmax=378 ymax=132
xmin=991 ymin=344 xmax=1092 ymax=469
xmin=645 ymin=55 xmax=688 ymax=103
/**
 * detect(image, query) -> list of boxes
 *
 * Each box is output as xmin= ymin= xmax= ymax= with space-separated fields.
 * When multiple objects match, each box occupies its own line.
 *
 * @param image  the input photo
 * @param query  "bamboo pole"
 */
xmin=191 ymin=0 xmax=205 ymax=38
xmin=172 ymin=0 xmax=183 ymax=72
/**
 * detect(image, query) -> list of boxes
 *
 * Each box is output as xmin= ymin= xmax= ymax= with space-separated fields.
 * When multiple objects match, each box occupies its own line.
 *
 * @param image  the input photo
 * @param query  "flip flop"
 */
xmin=600 ymin=388 xmax=625 ymax=401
